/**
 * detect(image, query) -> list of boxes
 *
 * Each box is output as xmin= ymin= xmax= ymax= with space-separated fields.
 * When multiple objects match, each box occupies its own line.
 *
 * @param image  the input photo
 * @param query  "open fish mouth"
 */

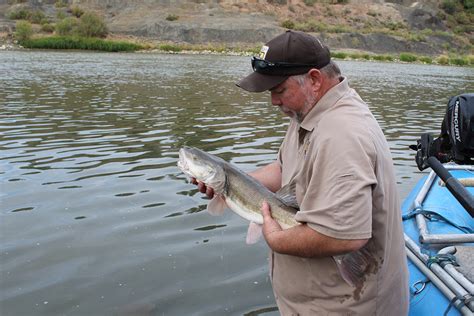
xmin=177 ymin=149 xmax=192 ymax=177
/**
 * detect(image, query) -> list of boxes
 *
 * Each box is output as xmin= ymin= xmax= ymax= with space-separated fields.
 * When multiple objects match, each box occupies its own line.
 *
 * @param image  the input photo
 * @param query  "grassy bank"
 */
xmin=155 ymin=42 xmax=474 ymax=67
xmin=21 ymin=36 xmax=143 ymax=52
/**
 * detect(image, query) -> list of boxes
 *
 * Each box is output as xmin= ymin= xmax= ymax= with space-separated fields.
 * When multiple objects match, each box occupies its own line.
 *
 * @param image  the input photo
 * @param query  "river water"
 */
xmin=0 ymin=51 xmax=473 ymax=316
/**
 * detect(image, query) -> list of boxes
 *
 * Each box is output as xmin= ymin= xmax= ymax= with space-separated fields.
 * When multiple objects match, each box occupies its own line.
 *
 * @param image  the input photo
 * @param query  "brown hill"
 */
xmin=1 ymin=0 xmax=472 ymax=56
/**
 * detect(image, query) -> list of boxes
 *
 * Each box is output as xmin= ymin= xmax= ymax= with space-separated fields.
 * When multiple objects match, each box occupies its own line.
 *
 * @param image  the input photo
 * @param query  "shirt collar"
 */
xmin=299 ymin=76 xmax=349 ymax=132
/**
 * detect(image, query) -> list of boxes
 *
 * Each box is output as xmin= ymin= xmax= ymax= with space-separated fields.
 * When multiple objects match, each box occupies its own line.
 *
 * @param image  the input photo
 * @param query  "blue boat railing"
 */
xmin=409 ymin=164 xmax=474 ymax=244
xmin=404 ymin=163 xmax=474 ymax=315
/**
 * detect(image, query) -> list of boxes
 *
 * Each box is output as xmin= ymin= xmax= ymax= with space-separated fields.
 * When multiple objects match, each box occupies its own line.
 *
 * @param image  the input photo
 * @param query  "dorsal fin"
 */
xmin=275 ymin=181 xmax=299 ymax=209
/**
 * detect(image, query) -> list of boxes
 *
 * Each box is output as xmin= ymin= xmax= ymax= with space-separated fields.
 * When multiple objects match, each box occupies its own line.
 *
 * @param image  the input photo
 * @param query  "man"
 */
xmin=198 ymin=30 xmax=409 ymax=315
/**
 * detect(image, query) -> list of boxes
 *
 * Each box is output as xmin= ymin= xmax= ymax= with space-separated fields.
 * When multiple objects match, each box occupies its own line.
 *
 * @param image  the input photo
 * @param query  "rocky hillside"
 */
xmin=0 ymin=0 xmax=473 ymax=56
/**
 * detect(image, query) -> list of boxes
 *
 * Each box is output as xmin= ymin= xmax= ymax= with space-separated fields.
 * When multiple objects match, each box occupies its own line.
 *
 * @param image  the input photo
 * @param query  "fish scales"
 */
xmin=223 ymin=164 xmax=297 ymax=228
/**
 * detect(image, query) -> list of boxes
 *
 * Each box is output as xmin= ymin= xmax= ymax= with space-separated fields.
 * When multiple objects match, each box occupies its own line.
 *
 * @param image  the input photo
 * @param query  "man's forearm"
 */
xmin=267 ymin=224 xmax=368 ymax=257
xmin=248 ymin=161 xmax=282 ymax=193
xmin=261 ymin=202 xmax=368 ymax=257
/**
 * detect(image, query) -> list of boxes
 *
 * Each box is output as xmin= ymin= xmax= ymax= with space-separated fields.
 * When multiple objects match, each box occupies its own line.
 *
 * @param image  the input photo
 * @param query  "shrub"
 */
xmin=372 ymin=55 xmax=386 ymax=61
xmin=71 ymin=6 xmax=85 ymax=18
xmin=77 ymin=12 xmax=108 ymax=38
xmin=367 ymin=10 xmax=377 ymax=17
xmin=463 ymin=0 xmax=474 ymax=12
xmin=348 ymin=53 xmax=362 ymax=59
xmin=165 ymin=14 xmax=179 ymax=21
xmin=7 ymin=7 xmax=31 ymax=20
xmin=41 ymin=23 xmax=55 ymax=33
xmin=55 ymin=0 xmax=67 ymax=8
xmin=441 ymin=0 xmax=458 ymax=14
xmin=420 ymin=28 xmax=434 ymax=36
xmin=408 ymin=33 xmax=426 ymax=42
xmin=303 ymin=0 xmax=317 ymax=6
xmin=419 ymin=56 xmax=433 ymax=64
xmin=436 ymin=55 xmax=450 ymax=65
xmin=159 ymin=44 xmax=182 ymax=52
xmin=55 ymin=17 xmax=79 ymax=36
xmin=29 ymin=10 xmax=46 ymax=24
xmin=454 ymin=11 xmax=470 ymax=24
xmin=281 ymin=20 xmax=295 ymax=29
xmin=56 ymin=10 xmax=67 ymax=20
xmin=450 ymin=57 xmax=469 ymax=66
xmin=399 ymin=53 xmax=417 ymax=62
xmin=15 ymin=20 xmax=33 ymax=42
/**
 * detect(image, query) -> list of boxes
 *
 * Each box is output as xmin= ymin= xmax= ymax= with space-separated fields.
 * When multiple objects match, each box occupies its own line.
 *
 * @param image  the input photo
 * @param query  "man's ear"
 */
xmin=308 ymin=69 xmax=322 ymax=90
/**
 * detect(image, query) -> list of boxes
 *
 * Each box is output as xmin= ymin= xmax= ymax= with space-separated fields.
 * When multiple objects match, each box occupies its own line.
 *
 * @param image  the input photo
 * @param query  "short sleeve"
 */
xmin=294 ymin=119 xmax=377 ymax=239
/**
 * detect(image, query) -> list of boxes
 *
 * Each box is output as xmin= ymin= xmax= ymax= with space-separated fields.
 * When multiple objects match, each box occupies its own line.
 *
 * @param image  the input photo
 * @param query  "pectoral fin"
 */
xmin=275 ymin=181 xmax=299 ymax=209
xmin=246 ymin=221 xmax=263 ymax=244
xmin=207 ymin=195 xmax=227 ymax=215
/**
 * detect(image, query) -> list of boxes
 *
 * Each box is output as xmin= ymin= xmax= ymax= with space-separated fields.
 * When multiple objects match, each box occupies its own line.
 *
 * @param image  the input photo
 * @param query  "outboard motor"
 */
xmin=411 ymin=93 xmax=474 ymax=170
xmin=410 ymin=93 xmax=474 ymax=217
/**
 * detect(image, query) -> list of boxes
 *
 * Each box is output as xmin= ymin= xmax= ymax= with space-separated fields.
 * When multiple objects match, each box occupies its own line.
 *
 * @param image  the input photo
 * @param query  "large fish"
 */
xmin=178 ymin=146 xmax=371 ymax=287
xmin=177 ymin=146 xmax=300 ymax=242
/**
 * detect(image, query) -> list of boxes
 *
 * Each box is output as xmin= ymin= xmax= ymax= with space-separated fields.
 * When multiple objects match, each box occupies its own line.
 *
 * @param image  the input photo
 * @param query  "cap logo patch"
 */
xmin=258 ymin=45 xmax=269 ymax=59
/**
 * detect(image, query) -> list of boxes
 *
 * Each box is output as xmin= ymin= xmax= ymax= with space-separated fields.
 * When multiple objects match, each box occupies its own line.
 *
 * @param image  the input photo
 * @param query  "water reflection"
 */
xmin=0 ymin=51 xmax=473 ymax=315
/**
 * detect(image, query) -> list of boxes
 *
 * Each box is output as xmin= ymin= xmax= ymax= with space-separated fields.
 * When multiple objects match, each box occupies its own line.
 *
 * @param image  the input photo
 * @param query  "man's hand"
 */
xmin=261 ymin=201 xmax=283 ymax=249
xmin=191 ymin=177 xmax=215 ymax=198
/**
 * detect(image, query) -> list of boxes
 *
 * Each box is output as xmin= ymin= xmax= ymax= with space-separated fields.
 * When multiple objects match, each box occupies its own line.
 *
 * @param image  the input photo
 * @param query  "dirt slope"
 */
xmin=1 ymin=0 xmax=472 ymax=55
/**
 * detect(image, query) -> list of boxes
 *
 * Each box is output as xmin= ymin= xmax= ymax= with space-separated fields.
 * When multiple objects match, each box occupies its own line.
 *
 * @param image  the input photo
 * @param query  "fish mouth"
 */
xmin=177 ymin=148 xmax=192 ymax=176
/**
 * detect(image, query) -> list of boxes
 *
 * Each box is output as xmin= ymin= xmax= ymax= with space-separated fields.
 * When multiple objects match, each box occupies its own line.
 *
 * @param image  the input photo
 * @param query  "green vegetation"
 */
xmin=165 ymin=14 xmax=179 ymax=21
xmin=282 ymin=19 xmax=351 ymax=33
xmin=437 ymin=55 xmax=450 ymax=65
xmin=54 ymin=12 xmax=108 ymax=37
xmin=281 ymin=20 xmax=295 ymax=29
xmin=469 ymin=55 xmax=474 ymax=65
xmin=419 ymin=56 xmax=433 ymax=64
xmin=55 ymin=17 xmax=79 ymax=36
xmin=441 ymin=0 xmax=458 ymax=14
xmin=150 ymin=43 xmax=471 ymax=67
xmin=331 ymin=52 xmax=347 ymax=59
xmin=21 ymin=36 xmax=143 ymax=52
xmin=7 ymin=7 xmax=47 ymax=24
xmin=77 ymin=12 xmax=108 ymax=37
xmin=303 ymin=0 xmax=317 ymax=6
xmin=7 ymin=7 xmax=30 ymax=20
xmin=159 ymin=43 xmax=182 ymax=52
xmin=449 ymin=56 xmax=469 ymax=66
xmin=400 ymin=53 xmax=417 ymax=62
xmin=15 ymin=20 xmax=33 ymax=41
xmin=40 ymin=23 xmax=55 ymax=33
xmin=9 ymin=5 xmax=131 ymax=53
xmin=71 ymin=6 xmax=85 ymax=18
xmin=55 ymin=0 xmax=67 ymax=8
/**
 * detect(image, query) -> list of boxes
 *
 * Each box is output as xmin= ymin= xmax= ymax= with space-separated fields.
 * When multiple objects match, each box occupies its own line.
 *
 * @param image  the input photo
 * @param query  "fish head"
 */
xmin=178 ymin=147 xmax=226 ymax=193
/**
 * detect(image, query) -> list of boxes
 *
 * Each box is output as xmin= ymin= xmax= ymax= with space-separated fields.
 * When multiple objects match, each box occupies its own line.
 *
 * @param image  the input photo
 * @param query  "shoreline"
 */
xmin=1 ymin=35 xmax=472 ymax=68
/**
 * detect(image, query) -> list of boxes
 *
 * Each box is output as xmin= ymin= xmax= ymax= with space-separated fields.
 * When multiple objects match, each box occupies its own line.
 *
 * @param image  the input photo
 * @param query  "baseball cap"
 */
xmin=236 ymin=30 xmax=331 ymax=92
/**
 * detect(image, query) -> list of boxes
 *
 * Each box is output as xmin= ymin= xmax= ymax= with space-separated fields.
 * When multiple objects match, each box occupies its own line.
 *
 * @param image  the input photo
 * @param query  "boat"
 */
xmin=403 ymin=93 xmax=474 ymax=316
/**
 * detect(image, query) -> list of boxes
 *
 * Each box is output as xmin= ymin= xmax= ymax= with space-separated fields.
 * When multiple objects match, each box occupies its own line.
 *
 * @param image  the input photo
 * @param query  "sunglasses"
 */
xmin=251 ymin=57 xmax=322 ymax=75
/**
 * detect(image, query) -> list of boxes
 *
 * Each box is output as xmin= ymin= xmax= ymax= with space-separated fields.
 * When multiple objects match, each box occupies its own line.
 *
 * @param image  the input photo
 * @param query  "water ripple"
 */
xmin=1 ymin=51 xmax=473 ymax=315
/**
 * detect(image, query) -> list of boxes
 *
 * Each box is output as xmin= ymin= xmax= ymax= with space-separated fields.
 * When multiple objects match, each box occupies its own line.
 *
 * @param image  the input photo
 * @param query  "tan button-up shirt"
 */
xmin=274 ymin=77 xmax=409 ymax=315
